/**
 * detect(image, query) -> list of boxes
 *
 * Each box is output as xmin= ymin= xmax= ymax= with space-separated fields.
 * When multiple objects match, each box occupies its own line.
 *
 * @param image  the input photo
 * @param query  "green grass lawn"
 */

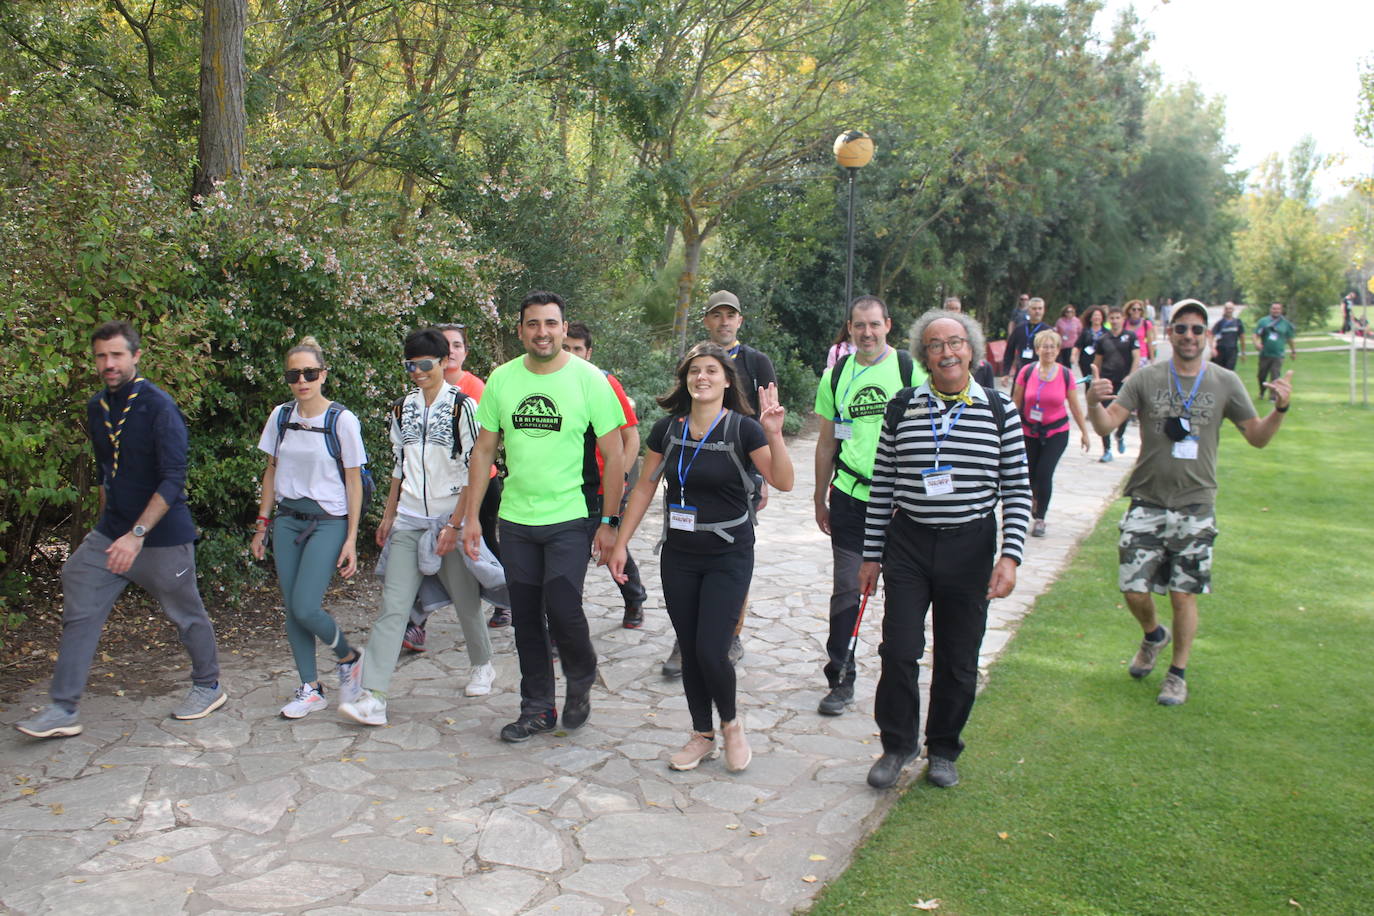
xmin=811 ymin=351 xmax=1374 ymax=916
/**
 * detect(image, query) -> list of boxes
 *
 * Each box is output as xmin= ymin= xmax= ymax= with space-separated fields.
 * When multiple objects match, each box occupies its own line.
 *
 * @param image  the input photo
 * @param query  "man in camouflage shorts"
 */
xmin=1088 ymin=300 xmax=1293 ymax=706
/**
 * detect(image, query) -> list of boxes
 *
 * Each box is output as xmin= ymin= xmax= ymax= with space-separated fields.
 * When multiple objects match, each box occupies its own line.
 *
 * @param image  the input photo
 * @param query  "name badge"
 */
xmin=1172 ymin=437 xmax=1199 ymax=460
xmin=1084 ymin=345 xmax=1095 ymax=356
xmin=1267 ymin=332 xmax=1278 ymax=341
xmin=834 ymin=420 xmax=853 ymax=441
xmin=922 ymin=465 xmax=955 ymax=495
xmin=668 ymin=504 xmax=698 ymax=531
xmin=1021 ymin=348 xmax=1033 ymax=359
xmin=1028 ymin=407 xmax=1044 ymax=422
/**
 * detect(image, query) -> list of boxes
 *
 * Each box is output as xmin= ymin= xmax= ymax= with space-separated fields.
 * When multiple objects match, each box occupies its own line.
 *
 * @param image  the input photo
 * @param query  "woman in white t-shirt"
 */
xmin=250 ymin=337 xmax=367 ymax=719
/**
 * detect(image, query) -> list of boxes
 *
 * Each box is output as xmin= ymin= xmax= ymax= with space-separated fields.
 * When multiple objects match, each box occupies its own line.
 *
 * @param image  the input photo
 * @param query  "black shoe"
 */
xmin=926 ymin=755 xmax=960 ymax=787
xmin=867 ymin=749 xmax=918 ymax=789
xmin=499 ymin=712 xmax=557 ymax=743
xmin=562 ymin=693 xmax=591 ymax=730
xmin=662 ymin=640 xmax=683 ymax=678
xmin=727 ymin=635 xmax=744 ymax=666
xmin=488 ymin=608 xmax=511 ymax=628
xmin=622 ymin=605 xmax=644 ymax=629
xmin=817 ymin=683 xmax=854 ymax=716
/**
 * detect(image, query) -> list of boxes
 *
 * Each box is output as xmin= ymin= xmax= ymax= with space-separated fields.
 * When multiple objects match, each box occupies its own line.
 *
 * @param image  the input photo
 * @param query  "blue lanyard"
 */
xmin=927 ymin=395 xmax=966 ymax=466
xmin=1032 ymin=364 xmax=1059 ymax=414
xmin=837 ymin=347 xmax=891 ymax=418
xmin=1169 ymin=362 xmax=1206 ymax=416
xmin=1025 ymin=322 xmax=1046 ymax=343
xmin=676 ymin=408 xmax=727 ymax=498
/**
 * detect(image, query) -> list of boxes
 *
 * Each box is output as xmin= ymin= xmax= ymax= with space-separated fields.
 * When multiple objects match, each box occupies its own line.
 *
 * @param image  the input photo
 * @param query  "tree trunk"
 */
xmin=673 ymin=229 xmax=703 ymax=356
xmin=191 ymin=0 xmax=246 ymax=201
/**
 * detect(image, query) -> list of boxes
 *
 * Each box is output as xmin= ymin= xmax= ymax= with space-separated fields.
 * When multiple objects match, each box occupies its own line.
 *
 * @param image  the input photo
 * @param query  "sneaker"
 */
xmin=867 ymin=749 xmax=917 ymax=789
xmin=1157 ymin=672 xmax=1188 ymax=706
xmin=402 ymin=624 xmax=427 ymax=653
xmin=1116 ymin=437 xmax=1126 ymax=454
xmin=1099 ymin=451 xmax=1114 ymax=463
xmin=338 ymin=689 xmax=387 ymax=726
xmin=1128 ymin=626 xmax=1171 ymax=679
xmin=488 ymin=608 xmax=511 ymax=628
xmin=562 ymin=692 xmax=591 ymax=730
xmin=661 ymin=640 xmax=683 ymax=679
xmin=499 ymin=711 xmax=557 ymax=743
xmin=170 ymin=684 xmax=227 ymax=720
xmin=337 ymin=648 xmax=365 ymax=706
xmin=721 ymin=717 xmax=751 ymax=772
xmin=817 ymin=683 xmax=854 ymax=716
xmin=465 ymin=662 xmax=496 ymax=697
xmin=15 ymin=704 xmax=82 ymax=739
xmin=280 ymin=683 xmax=327 ymax=719
xmin=622 ymin=605 xmax=644 ymax=629
xmin=668 ymin=733 xmax=719 ymax=771
xmin=1031 ymin=519 xmax=1047 ymax=537
xmin=727 ymin=635 xmax=744 ymax=666
xmin=926 ymin=755 xmax=960 ymax=787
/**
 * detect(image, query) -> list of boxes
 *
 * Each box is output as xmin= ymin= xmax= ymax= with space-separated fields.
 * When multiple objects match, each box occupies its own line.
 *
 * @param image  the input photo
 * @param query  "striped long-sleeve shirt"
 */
xmin=863 ymin=381 xmax=1032 ymax=563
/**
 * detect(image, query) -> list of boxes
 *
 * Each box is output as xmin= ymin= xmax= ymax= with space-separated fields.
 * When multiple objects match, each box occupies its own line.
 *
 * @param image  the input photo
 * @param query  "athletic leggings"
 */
xmin=660 ymin=544 xmax=754 ymax=733
xmin=1024 ymin=431 xmax=1068 ymax=520
xmin=272 ymin=497 xmax=353 ymax=684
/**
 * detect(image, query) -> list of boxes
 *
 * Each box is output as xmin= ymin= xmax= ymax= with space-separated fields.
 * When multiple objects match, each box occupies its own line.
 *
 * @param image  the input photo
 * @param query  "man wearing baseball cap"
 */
xmin=1086 ymin=299 xmax=1293 ymax=707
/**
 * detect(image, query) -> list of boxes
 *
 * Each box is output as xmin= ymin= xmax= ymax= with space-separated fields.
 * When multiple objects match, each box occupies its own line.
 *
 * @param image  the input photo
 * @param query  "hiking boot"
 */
xmin=562 ymin=692 xmax=591 ymax=730
xmin=1031 ymin=519 xmax=1047 ymax=537
xmin=727 ymin=635 xmax=744 ymax=666
xmin=1157 ymin=672 xmax=1188 ymax=706
xmin=721 ymin=717 xmax=751 ymax=772
xmin=170 ymin=684 xmax=227 ymax=720
xmin=817 ymin=683 xmax=854 ymax=716
xmin=337 ymin=648 xmax=365 ymax=706
xmin=1100 ymin=451 xmax=1114 ymax=463
xmin=867 ymin=749 xmax=917 ymax=789
xmin=622 ymin=605 xmax=644 ymax=629
xmin=668 ymin=732 xmax=719 ymax=771
xmin=1128 ymin=626 xmax=1172 ymax=679
xmin=662 ymin=640 xmax=683 ymax=679
xmin=15 ymin=705 xmax=82 ymax=739
xmin=465 ymin=662 xmax=495 ymax=697
xmin=402 ymin=624 xmax=427 ymax=652
xmin=499 ymin=711 xmax=557 ymax=743
xmin=926 ymin=755 xmax=960 ymax=788
xmin=281 ymin=683 xmax=327 ymax=719
xmin=488 ymin=608 xmax=511 ymax=628
xmin=338 ymin=689 xmax=387 ymax=726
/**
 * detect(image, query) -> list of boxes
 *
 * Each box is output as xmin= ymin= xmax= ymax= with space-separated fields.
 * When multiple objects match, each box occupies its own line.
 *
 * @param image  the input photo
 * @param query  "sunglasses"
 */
xmin=284 ymin=367 xmax=324 ymax=384
xmin=1172 ymin=324 xmax=1207 ymax=336
xmin=404 ymin=358 xmax=442 ymax=373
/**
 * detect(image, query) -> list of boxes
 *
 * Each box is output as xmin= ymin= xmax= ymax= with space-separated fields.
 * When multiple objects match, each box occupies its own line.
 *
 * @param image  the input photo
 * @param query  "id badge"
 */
xmin=1267 ymin=332 xmax=1278 ymax=341
xmin=1084 ymin=345 xmax=1095 ymax=356
xmin=1172 ymin=437 xmax=1199 ymax=460
xmin=668 ymin=504 xmax=698 ymax=531
xmin=922 ymin=465 xmax=955 ymax=495
xmin=834 ymin=420 xmax=854 ymax=441
xmin=1028 ymin=407 xmax=1044 ymax=422
xmin=1021 ymin=348 xmax=1033 ymax=359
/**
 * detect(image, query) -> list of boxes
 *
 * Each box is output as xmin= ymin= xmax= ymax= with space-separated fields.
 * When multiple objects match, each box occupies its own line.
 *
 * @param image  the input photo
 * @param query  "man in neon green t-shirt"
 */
xmin=463 ymin=291 xmax=626 ymax=743
xmin=813 ymin=295 xmax=925 ymax=717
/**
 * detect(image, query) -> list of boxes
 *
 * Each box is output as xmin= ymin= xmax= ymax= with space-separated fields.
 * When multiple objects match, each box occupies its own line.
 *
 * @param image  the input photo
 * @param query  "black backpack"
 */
xmin=389 ymin=389 xmax=470 ymax=476
xmin=881 ymin=384 xmax=1008 ymax=450
xmin=273 ymin=401 xmax=377 ymax=510
xmin=829 ymin=350 xmax=916 ymax=487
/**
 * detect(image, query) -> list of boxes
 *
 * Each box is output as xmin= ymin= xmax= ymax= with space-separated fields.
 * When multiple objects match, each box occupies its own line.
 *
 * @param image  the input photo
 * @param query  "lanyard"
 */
xmin=100 ymin=378 xmax=145 ymax=479
xmin=927 ymin=395 xmax=966 ymax=467
xmin=1032 ymin=364 xmax=1059 ymax=414
xmin=1169 ymin=361 xmax=1206 ymax=416
xmin=837 ymin=346 xmax=891 ymax=417
xmin=676 ymin=408 xmax=727 ymax=500
xmin=1025 ymin=322 xmax=1046 ymax=343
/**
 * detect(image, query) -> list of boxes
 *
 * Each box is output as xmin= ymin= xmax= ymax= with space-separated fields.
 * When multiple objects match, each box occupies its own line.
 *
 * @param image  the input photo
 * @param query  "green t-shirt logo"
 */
xmin=848 ymin=384 xmax=890 ymax=420
xmin=512 ymin=394 xmax=563 ymax=436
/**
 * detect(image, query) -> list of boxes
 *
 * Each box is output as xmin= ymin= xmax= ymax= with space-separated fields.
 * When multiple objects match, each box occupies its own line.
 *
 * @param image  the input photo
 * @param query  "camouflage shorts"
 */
xmin=1117 ymin=502 xmax=1217 ymax=595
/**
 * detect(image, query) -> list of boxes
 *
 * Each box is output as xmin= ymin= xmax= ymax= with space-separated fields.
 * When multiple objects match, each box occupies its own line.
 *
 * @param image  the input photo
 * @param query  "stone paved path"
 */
xmin=1 ymin=404 xmax=1138 ymax=915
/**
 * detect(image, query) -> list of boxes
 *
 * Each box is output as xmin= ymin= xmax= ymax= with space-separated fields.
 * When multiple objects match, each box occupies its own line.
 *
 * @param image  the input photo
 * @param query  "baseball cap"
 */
xmin=1170 ymin=299 xmax=1208 ymax=324
xmin=702 ymin=290 xmax=742 ymax=317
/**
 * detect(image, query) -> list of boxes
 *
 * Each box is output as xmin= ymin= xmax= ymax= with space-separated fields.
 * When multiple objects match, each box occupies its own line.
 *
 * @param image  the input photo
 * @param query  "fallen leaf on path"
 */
xmin=415 ymin=826 xmax=434 ymax=835
xmin=802 ymin=875 xmax=818 ymax=883
xmin=154 ymin=855 xmax=171 ymax=863
xmin=50 ymin=804 xmax=64 ymax=815
xmin=997 ymin=831 xmax=1009 ymax=840
xmin=809 ymin=854 xmax=827 ymax=861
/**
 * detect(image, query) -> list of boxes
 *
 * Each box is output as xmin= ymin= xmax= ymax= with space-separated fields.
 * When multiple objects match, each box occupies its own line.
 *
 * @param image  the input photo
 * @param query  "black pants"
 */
xmin=478 ymin=477 xmax=503 ymax=560
xmin=499 ymin=517 xmax=597 ymax=718
xmin=660 ymin=544 xmax=754 ymax=733
xmin=1214 ymin=347 xmax=1238 ymax=371
xmin=1025 ymin=431 xmax=1068 ymax=520
xmin=875 ymin=511 xmax=995 ymax=760
xmin=824 ymin=487 xmax=868 ymax=689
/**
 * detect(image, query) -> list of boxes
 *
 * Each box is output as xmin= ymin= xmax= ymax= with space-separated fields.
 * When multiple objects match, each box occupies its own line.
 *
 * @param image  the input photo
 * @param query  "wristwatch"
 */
xmin=131 ymin=524 xmax=148 ymax=538
xmin=600 ymin=515 xmax=621 ymax=529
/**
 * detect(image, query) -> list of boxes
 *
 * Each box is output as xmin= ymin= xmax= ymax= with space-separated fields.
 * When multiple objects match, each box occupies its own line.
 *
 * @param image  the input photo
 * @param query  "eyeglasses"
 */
xmin=284 ymin=367 xmax=324 ymax=384
xmin=1172 ymin=324 xmax=1207 ymax=336
xmin=926 ymin=336 xmax=967 ymax=354
xmin=404 ymin=358 xmax=442 ymax=373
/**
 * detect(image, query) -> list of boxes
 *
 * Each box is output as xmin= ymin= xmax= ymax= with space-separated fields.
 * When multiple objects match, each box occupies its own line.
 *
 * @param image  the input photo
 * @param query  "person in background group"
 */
xmin=1253 ymin=302 xmax=1296 ymax=400
xmin=1211 ymin=302 xmax=1246 ymax=371
xmin=860 ymin=310 xmax=1031 ymax=790
xmin=1001 ymin=296 xmax=1048 ymax=383
xmin=1013 ymin=329 xmax=1092 ymax=538
xmin=1006 ymin=293 xmax=1030 ymax=341
xmin=943 ymin=296 xmax=963 ymax=313
xmin=250 ymin=337 xmax=365 ymax=718
xmin=1075 ymin=306 xmax=1109 ymax=379
xmin=813 ymin=296 xmax=925 ymax=717
xmin=17 ymin=321 xmax=225 ymax=738
xmin=1087 ymin=301 xmax=1293 ymax=706
xmin=564 ymin=321 xmax=646 ymax=629
xmin=1092 ymin=304 xmax=1141 ymax=462
xmin=825 ymin=321 xmax=857 ymax=368
xmin=1342 ymin=293 xmax=1355 ymax=333
xmin=609 ymin=342 xmax=793 ymax=773
xmin=947 ymin=296 xmax=996 ymax=387
xmin=1124 ymin=299 xmax=1155 ymax=365
xmin=462 ymin=292 xmax=626 ymax=743
xmin=1053 ymin=304 xmax=1082 ymax=369
xmin=1160 ymin=298 xmax=1174 ymax=335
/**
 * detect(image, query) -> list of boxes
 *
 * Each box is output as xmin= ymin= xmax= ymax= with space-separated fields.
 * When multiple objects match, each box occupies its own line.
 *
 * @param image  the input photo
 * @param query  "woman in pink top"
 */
xmin=1012 ymin=329 xmax=1092 ymax=538
xmin=825 ymin=321 xmax=857 ymax=368
xmin=1124 ymin=299 xmax=1154 ymax=364
xmin=1054 ymin=304 xmax=1082 ymax=368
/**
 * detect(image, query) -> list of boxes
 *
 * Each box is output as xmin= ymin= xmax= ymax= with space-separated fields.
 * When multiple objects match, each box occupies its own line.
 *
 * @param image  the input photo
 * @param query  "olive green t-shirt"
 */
xmin=814 ymin=349 xmax=926 ymax=502
xmin=1255 ymin=316 xmax=1295 ymax=358
xmin=476 ymin=355 xmax=627 ymax=525
xmin=1115 ymin=360 xmax=1257 ymax=510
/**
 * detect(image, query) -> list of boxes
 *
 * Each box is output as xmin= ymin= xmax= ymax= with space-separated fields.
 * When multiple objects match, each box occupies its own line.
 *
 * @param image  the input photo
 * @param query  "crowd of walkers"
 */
xmin=15 ymin=291 xmax=1295 ymax=792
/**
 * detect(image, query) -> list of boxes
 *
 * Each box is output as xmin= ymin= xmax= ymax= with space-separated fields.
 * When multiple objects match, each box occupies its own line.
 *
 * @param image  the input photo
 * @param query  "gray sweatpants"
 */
xmin=50 ymin=530 xmax=221 ymax=711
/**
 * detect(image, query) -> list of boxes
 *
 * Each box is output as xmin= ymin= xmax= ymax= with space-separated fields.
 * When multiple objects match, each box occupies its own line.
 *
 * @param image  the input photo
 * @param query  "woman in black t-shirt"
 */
xmin=609 ymin=342 xmax=794 ymax=775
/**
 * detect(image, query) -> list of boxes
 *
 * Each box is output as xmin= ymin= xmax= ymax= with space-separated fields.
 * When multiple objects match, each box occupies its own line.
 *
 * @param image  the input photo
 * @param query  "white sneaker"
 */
xmin=280 ymin=683 xmax=327 ymax=719
xmin=465 ymin=662 xmax=496 ymax=697
xmin=338 ymin=689 xmax=387 ymax=726
xmin=337 ymin=648 xmax=365 ymax=705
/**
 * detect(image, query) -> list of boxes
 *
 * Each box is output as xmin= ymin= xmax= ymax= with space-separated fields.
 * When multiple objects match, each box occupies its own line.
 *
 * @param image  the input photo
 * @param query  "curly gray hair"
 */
xmin=909 ymin=309 xmax=987 ymax=373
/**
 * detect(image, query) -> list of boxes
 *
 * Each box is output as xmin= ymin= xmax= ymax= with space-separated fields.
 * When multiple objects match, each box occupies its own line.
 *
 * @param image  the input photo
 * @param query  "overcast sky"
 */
xmin=1095 ymin=0 xmax=1374 ymax=201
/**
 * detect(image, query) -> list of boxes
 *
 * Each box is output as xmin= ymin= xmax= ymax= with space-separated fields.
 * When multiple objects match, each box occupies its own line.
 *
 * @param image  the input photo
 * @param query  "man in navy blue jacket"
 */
xmin=16 ymin=321 xmax=225 ymax=738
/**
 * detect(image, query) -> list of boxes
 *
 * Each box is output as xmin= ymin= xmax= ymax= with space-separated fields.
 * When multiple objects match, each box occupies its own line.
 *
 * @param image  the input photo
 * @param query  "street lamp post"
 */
xmin=834 ymin=130 xmax=874 ymax=318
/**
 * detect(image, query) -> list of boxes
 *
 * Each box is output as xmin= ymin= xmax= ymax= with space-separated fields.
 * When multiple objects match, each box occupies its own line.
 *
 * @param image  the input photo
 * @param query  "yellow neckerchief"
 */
xmin=929 ymin=377 xmax=974 ymax=407
xmin=100 ymin=377 xmax=146 ymax=478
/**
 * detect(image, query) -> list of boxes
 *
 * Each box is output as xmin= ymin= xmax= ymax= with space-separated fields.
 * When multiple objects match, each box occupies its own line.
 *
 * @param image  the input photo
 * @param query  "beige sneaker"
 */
xmin=668 ymin=732 xmax=719 ymax=771
xmin=1157 ymin=672 xmax=1188 ymax=706
xmin=1128 ymin=626 xmax=1171 ymax=679
xmin=721 ymin=717 xmax=752 ymax=772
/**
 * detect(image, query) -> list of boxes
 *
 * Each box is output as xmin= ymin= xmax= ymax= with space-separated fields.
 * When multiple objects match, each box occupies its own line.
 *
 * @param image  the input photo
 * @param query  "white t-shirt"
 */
xmin=257 ymin=403 xmax=367 ymax=517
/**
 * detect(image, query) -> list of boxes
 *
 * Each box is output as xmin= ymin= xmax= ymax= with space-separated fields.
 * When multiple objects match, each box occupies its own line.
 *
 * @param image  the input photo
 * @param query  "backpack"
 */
xmin=390 ymin=389 xmax=469 ymax=478
xmin=881 ymin=384 xmax=1008 ymax=455
xmin=650 ymin=410 xmax=757 ymax=550
xmin=274 ymin=401 xmax=376 ymax=512
xmin=828 ymin=350 xmax=916 ymax=488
